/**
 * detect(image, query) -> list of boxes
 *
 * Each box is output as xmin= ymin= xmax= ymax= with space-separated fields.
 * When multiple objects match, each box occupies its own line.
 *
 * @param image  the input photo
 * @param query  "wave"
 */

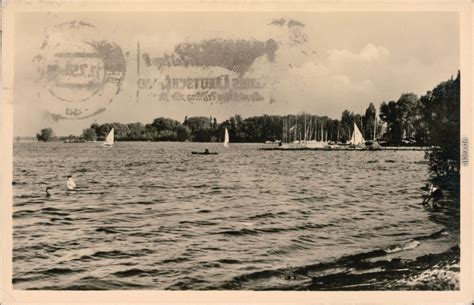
xmin=212 ymin=222 xmax=334 ymax=236
xmin=112 ymin=268 xmax=157 ymax=277
xmin=213 ymin=228 xmax=259 ymax=236
xmin=31 ymin=276 xmax=150 ymax=290
xmin=95 ymin=227 xmax=120 ymax=234
xmin=179 ymin=220 xmax=219 ymax=226
xmin=81 ymin=249 xmax=154 ymax=260
xmin=217 ymin=259 xmax=241 ymax=264
xmin=39 ymin=207 xmax=70 ymax=216
xmin=42 ymin=267 xmax=84 ymax=275
xmin=197 ymin=209 xmax=212 ymax=213
xmin=13 ymin=209 xmax=39 ymax=218
xmin=161 ymin=257 xmax=190 ymax=264
xmin=385 ymin=240 xmax=420 ymax=254
xmin=248 ymin=212 xmax=276 ymax=219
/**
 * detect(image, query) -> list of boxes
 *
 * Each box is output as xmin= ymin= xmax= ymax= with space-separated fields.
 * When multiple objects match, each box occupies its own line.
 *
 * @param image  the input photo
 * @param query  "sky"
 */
xmin=12 ymin=11 xmax=459 ymax=136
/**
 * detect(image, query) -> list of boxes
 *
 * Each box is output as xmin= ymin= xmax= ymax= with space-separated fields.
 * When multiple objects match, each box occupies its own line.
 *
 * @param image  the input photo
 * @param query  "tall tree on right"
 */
xmin=420 ymin=71 xmax=460 ymax=177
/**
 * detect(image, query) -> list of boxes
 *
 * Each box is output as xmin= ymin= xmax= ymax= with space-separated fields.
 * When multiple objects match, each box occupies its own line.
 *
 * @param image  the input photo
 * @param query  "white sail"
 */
xmin=350 ymin=123 xmax=365 ymax=145
xmin=224 ymin=128 xmax=229 ymax=147
xmin=102 ymin=128 xmax=114 ymax=147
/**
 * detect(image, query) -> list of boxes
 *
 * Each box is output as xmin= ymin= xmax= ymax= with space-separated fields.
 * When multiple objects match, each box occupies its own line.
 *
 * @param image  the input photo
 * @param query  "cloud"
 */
xmin=244 ymin=40 xmax=380 ymax=115
xmin=242 ymin=36 xmax=458 ymax=119
xmin=328 ymin=44 xmax=390 ymax=66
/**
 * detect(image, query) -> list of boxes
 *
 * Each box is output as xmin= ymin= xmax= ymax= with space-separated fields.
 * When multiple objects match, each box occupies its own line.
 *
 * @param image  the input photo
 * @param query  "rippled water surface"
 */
xmin=13 ymin=142 xmax=459 ymax=290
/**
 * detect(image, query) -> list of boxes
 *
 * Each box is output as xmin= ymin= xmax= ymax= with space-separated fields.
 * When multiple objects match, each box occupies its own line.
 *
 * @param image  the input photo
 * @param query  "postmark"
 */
xmin=33 ymin=21 xmax=126 ymax=120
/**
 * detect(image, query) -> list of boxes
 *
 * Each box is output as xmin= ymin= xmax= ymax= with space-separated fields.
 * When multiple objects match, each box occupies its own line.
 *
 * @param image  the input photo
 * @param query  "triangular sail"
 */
xmin=103 ymin=128 xmax=114 ymax=146
xmin=224 ymin=128 xmax=229 ymax=147
xmin=350 ymin=123 xmax=365 ymax=145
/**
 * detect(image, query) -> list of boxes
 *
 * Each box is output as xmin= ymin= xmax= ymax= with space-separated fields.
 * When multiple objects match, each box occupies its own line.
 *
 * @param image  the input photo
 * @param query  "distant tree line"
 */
xmin=36 ymin=71 xmax=460 ymax=177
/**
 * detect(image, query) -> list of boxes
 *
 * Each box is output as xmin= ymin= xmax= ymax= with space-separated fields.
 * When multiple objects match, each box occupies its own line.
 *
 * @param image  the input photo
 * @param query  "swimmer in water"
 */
xmin=45 ymin=187 xmax=52 ymax=197
xmin=67 ymin=175 xmax=76 ymax=190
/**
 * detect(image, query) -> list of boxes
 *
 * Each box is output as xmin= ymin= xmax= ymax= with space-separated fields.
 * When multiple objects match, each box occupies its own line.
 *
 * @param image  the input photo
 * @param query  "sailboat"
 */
xmin=366 ymin=111 xmax=382 ymax=150
xmin=224 ymin=128 xmax=229 ymax=147
xmin=349 ymin=123 xmax=365 ymax=147
xmin=102 ymin=128 xmax=114 ymax=147
xmin=303 ymin=119 xmax=328 ymax=149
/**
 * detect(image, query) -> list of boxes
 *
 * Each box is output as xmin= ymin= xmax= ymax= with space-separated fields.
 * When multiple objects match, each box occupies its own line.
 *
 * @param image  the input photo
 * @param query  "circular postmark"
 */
xmin=34 ymin=21 xmax=126 ymax=120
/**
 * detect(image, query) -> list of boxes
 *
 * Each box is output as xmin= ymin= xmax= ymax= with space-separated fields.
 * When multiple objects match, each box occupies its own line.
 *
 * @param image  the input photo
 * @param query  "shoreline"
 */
xmin=302 ymin=246 xmax=460 ymax=291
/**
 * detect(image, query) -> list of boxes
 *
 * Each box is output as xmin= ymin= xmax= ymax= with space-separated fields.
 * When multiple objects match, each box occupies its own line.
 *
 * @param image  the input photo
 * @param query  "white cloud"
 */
xmin=242 ymin=39 xmax=457 ymax=119
xmin=328 ymin=43 xmax=390 ymax=66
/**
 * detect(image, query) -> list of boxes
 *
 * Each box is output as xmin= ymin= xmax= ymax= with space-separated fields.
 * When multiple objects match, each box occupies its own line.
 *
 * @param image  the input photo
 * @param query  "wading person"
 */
xmin=423 ymin=184 xmax=443 ymax=208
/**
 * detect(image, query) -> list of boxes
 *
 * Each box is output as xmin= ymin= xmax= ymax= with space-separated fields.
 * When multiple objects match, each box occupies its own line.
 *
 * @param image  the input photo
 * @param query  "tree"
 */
xmin=158 ymin=130 xmax=178 ymax=141
xmin=36 ymin=128 xmax=54 ymax=142
xmin=379 ymin=100 xmax=400 ymax=144
xmin=126 ymin=123 xmax=145 ymax=141
xmin=396 ymin=93 xmax=419 ymax=141
xmin=97 ymin=123 xmax=113 ymax=140
xmin=184 ymin=116 xmax=212 ymax=132
xmin=110 ymin=122 xmax=130 ymax=140
xmin=364 ymin=103 xmax=376 ymax=140
xmin=82 ymin=128 xmax=97 ymax=141
xmin=421 ymin=71 xmax=460 ymax=176
xmin=184 ymin=116 xmax=213 ymax=141
xmin=152 ymin=117 xmax=181 ymax=132
xmin=176 ymin=125 xmax=191 ymax=141
xmin=379 ymin=93 xmax=420 ymax=145
xmin=144 ymin=123 xmax=159 ymax=141
xmin=340 ymin=110 xmax=354 ymax=142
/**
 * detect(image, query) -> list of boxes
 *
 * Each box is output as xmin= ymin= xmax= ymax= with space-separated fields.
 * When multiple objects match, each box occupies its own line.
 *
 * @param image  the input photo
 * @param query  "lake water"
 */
xmin=12 ymin=142 xmax=459 ymax=290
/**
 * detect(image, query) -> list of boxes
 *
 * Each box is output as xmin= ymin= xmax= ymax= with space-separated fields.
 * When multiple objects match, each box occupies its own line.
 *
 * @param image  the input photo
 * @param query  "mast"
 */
xmin=289 ymin=116 xmax=291 ymax=143
xmin=295 ymin=115 xmax=298 ymax=142
xmin=320 ymin=123 xmax=323 ymax=142
xmin=286 ymin=116 xmax=289 ymax=143
xmin=304 ymin=114 xmax=307 ymax=142
xmin=282 ymin=116 xmax=285 ymax=143
xmin=373 ymin=110 xmax=377 ymax=141
xmin=315 ymin=120 xmax=318 ymax=141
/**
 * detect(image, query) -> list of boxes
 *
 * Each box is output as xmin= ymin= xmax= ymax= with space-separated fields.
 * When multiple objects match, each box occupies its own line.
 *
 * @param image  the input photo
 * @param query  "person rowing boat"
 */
xmin=191 ymin=148 xmax=218 ymax=155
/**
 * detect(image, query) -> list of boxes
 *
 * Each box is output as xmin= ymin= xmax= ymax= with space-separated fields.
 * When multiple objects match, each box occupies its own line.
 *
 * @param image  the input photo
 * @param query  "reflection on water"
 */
xmin=12 ymin=142 xmax=459 ymax=290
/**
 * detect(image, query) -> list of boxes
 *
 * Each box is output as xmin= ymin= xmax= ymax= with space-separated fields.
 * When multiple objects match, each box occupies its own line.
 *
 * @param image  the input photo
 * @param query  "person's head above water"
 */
xmin=45 ymin=187 xmax=52 ymax=196
xmin=204 ymin=148 xmax=209 ymax=153
xmin=67 ymin=175 xmax=72 ymax=179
